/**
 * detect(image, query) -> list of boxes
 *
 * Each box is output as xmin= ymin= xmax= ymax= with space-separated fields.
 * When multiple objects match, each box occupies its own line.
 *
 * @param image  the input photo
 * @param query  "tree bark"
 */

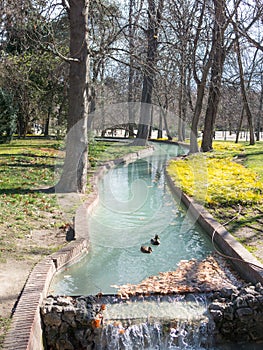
xmin=235 ymin=107 xmax=244 ymax=143
xmin=56 ymin=0 xmax=90 ymax=193
xmin=128 ymin=0 xmax=135 ymax=138
xmin=233 ymin=12 xmax=255 ymax=145
xmin=255 ymin=74 xmax=263 ymax=141
xmin=201 ymin=0 xmax=226 ymax=152
xmin=134 ymin=0 xmax=164 ymax=145
xmin=190 ymin=80 xmax=206 ymax=153
xmin=189 ymin=0 xmax=210 ymax=153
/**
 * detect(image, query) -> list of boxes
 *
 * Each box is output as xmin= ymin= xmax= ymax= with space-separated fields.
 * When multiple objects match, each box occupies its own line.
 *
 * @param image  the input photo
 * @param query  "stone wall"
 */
xmin=208 ymin=283 xmax=263 ymax=344
xmin=41 ymin=283 xmax=263 ymax=349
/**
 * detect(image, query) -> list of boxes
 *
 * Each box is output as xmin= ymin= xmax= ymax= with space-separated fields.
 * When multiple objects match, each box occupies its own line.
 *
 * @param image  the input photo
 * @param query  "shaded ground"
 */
xmin=0 ymin=227 xmax=66 ymax=317
xmin=0 ymin=227 xmax=67 ymax=348
xmin=211 ymin=206 xmax=263 ymax=263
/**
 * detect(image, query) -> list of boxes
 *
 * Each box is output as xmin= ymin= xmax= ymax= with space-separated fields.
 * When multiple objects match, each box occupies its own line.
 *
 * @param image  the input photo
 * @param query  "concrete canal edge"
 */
xmin=3 ymin=143 xmax=263 ymax=349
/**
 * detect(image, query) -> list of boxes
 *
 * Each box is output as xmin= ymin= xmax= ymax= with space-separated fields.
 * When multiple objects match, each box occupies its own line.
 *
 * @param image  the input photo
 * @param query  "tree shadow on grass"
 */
xmin=0 ymin=162 xmax=56 ymax=169
xmin=0 ymin=187 xmax=55 ymax=195
xmin=0 ymin=153 xmax=61 ymax=160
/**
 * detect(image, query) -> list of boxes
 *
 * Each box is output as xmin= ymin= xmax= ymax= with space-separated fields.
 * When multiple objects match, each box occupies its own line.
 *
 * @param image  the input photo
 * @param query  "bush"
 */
xmin=0 ymin=88 xmax=17 ymax=143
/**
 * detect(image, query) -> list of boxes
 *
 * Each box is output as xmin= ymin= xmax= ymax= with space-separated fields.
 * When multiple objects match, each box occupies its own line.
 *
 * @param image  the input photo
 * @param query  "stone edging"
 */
xmin=165 ymin=169 xmax=263 ymax=284
xmin=3 ymin=146 xmax=154 ymax=350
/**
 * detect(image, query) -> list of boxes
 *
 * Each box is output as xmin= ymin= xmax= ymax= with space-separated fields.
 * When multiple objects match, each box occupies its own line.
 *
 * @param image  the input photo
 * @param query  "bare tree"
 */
xmin=256 ymin=73 xmax=263 ymax=141
xmin=56 ymin=0 xmax=90 ymax=193
xmin=232 ymin=8 xmax=255 ymax=146
xmin=189 ymin=0 xmax=213 ymax=153
xmin=201 ymin=0 xmax=227 ymax=152
xmin=133 ymin=0 xmax=164 ymax=145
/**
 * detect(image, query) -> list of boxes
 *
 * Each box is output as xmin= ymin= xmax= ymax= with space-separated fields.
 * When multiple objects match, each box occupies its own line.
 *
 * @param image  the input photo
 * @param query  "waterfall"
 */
xmin=94 ymin=295 xmax=215 ymax=350
xmin=97 ymin=318 xmax=214 ymax=350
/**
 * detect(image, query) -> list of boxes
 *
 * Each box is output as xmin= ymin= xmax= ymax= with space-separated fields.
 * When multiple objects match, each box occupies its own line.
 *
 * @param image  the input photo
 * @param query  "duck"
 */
xmin=141 ymin=246 xmax=153 ymax=254
xmin=151 ymin=234 xmax=160 ymax=245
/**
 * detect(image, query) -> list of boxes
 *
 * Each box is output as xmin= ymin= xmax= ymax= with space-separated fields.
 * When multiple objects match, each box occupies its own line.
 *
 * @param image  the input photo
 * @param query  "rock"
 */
xmin=209 ymin=302 xmax=224 ymax=311
xmin=41 ymin=289 xmax=263 ymax=348
xmin=56 ymin=338 xmax=74 ymax=350
xmin=220 ymin=321 xmax=234 ymax=335
xmin=42 ymin=312 xmax=62 ymax=327
xmin=223 ymin=305 xmax=234 ymax=321
xmin=209 ymin=309 xmax=223 ymax=322
xmin=235 ymin=296 xmax=248 ymax=307
xmin=62 ymin=306 xmax=77 ymax=327
xmin=57 ymin=296 xmax=73 ymax=307
xmin=255 ymin=282 xmax=263 ymax=294
xmin=236 ymin=307 xmax=253 ymax=320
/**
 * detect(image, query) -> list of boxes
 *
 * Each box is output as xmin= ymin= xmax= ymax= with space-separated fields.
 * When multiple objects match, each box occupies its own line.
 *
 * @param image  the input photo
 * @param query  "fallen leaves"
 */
xmin=114 ymin=253 xmax=242 ymax=298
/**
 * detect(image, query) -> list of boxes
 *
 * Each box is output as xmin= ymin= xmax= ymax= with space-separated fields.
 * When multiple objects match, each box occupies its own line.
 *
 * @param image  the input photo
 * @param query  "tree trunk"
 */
xmin=161 ymin=106 xmax=172 ymax=140
xmin=233 ymin=14 xmax=255 ymax=145
xmin=189 ymin=0 xmax=210 ymax=154
xmin=256 ymin=74 xmax=263 ymax=141
xmin=178 ymin=66 xmax=186 ymax=142
xmin=235 ymin=107 xmax=244 ymax=143
xmin=134 ymin=0 xmax=164 ymax=145
xmin=128 ymin=0 xmax=135 ymax=138
xmin=87 ymin=84 xmax=96 ymax=129
xmin=56 ymin=0 xmax=90 ymax=193
xmin=201 ymin=0 xmax=226 ymax=152
xmin=44 ymin=106 xmax=51 ymax=137
xmin=190 ymin=80 xmax=206 ymax=153
xmin=157 ymin=108 xmax=163 ymax=139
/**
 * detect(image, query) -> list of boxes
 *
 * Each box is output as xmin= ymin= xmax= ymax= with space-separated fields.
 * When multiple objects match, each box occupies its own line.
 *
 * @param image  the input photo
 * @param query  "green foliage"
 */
xmin=0 ymin=89 xmax=17 ymax=144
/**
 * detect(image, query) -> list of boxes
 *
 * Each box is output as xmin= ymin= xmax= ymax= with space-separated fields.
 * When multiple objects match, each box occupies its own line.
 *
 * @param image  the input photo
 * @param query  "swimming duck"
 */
xmin=151 ymin=234 xmax=160 ymax=245
xmin=141 ymin=246 xmax=153 ymax=253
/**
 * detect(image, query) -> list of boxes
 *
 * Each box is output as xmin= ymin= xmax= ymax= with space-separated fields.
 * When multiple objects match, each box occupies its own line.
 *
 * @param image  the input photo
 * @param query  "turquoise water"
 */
xmin=50 ymin=143 xmax=214 ymax=295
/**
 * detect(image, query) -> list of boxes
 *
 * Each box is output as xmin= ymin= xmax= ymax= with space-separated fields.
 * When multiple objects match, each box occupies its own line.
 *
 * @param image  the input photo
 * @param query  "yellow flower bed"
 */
xmin=212 ymin=141 xmax=245 ymax=153
xmin=167 ymin=153 xmax=263 ymax=207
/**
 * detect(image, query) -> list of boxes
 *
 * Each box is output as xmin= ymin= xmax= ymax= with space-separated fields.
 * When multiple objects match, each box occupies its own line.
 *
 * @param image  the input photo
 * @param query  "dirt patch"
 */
xmin=0 ymin=228 xmax=67 ymax=318
xmin=0 ymin=259 xmax=32 ymax=318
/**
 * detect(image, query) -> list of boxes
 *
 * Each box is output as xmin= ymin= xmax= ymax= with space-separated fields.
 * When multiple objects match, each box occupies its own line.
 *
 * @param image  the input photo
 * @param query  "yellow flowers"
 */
xmin=213 ymin=141 xmax=245 ymax=153
xmin=167 ymin=152 xmax=263 ymax=207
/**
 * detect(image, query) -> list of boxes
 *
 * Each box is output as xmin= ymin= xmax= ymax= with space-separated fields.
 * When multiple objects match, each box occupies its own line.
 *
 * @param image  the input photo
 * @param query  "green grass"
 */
xmin=0 ymin=138 xmax=145 ymax=262
xmin=0 ymin=317 xmax=11 ymax=349
xmin=88 ymin=139 xmax=144 ymax=167
xmin=0 ymin=139 xmax=63 ymax=261
xmin=244 ymin=142 xmax=263 ymax=180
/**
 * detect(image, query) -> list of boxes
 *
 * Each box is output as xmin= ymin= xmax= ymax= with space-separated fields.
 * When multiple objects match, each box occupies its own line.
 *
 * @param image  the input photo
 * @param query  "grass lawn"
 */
xmin=0 ymin=138 xmax=144 ymax=263
xmin=0 ymin=139 xmax=64 ymax=263
xmin=167 ymin=141 xmax=263 ymax=261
